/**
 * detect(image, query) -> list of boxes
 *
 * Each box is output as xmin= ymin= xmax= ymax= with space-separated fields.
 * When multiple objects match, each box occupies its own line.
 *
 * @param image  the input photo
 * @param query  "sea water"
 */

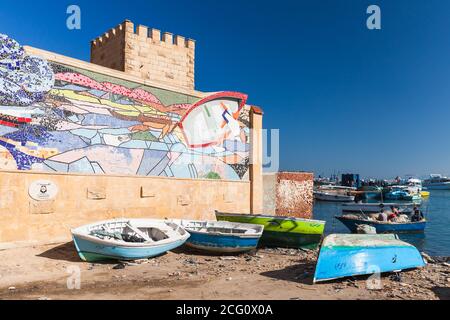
xmin=313 ymin=190 xmax=450 ymax=257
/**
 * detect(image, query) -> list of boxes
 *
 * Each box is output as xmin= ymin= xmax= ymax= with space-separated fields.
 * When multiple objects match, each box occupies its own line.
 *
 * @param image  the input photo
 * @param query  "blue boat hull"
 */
xmin=336 ymin=216 xmax=426 ymax=233
xmin=186 ymin=232 xmax=260 ymax=253
xmin=72 ymin=235 xmax=188 ymax=262
xmin=314 ymin=240 xmax=426 ymax=282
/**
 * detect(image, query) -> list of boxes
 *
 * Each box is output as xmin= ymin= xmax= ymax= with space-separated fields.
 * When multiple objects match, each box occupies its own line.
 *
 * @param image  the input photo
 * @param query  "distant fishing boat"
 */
xmin=215 ymin=211 xmax=325 ymax=249
xmin=384 ymin=187 xmax=422 ymax=202
xmin=422 ymin=174 xmax=450 ymax=190
xmin=71 ymin=219 xmax=190 ymax=262
xmin=335 ymin=215 xmax=426 ymax=233
xmin=314 ymin=191 xmax=355 ymax=202
xmin=313 ymin=234 xmax=426 ymax=283
xmin=173 ymin=220 xmax=263 ymax=253
xmin=357 ymin=186 xmax=382 ymax=200
xmin=341 ymin=202 xmax=418 ymax=214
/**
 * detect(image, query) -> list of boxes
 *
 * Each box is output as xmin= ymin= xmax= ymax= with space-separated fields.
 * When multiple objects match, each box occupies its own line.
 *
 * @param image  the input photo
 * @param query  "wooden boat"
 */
xmin=215 ymin=211 xmax=325 ymax=249
xmin=335 ymin=215 xmax=426 ymax=233
xmin=314 ymin=191 xmax=355 ymax=202
xmin=313 ymin=234 xmax=426 ymax=283
xmin=341 ymin=202 xmax=418 ymax=214
xmin=71 ymin=219 xmax=190 ymax=262
xmin=173 ymin=220 xmax=263 ymax=253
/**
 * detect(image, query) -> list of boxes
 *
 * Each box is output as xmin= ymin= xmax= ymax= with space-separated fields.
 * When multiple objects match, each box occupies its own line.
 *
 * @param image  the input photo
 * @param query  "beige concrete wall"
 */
xmin=262 ymin=173 xmax=277 ymax=214
xmin=0 ymin=170 xmax=250 ymax=245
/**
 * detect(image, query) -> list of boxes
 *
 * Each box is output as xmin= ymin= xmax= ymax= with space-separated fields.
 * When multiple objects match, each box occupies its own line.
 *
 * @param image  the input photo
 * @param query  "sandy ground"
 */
xmin=0 ymin=242 xmax=448 ymax=300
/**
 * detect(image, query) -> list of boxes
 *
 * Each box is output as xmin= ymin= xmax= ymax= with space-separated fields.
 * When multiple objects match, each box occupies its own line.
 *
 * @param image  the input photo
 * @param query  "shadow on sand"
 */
xmin=260 ymin=261 xmax=316 ymax=285
xmin=432 ymin=287 xmax=450 ymax=300
xmin=37 ymin=242 xmax=81 ymax=263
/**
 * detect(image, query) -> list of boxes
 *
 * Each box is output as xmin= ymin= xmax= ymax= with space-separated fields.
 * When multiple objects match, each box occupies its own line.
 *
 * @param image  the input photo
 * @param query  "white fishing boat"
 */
xmin=314 ymin=191 xmax=355 ymax=202
xmin=342 ymin=202 xmax=418 ymax=214
xmin=172 ymin=220 xmax=264 ymax=253
xmin=422 ymin=174 xmax=450 ymax=190
xmin=71 ymin=219 xmax=190 ymax=262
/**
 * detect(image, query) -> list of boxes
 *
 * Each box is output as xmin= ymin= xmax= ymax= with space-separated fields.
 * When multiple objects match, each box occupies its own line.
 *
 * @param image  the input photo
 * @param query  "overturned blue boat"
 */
xmin=313 ymin=234 xmax=426 ymax=283
xmin=336 ymin=215 xmax=426 ymax=233
xmin=174 ymin=220 xmax=264 ymax=253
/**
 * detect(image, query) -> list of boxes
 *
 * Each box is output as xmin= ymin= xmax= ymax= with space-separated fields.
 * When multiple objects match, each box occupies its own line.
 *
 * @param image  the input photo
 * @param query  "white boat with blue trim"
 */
xmin=71 ymin=219 xmax=190 ymax=262
xmin=173 ymin=219 xmax=264 ymax=253
xmin=422 ymin=174 xmax=450 ymax=190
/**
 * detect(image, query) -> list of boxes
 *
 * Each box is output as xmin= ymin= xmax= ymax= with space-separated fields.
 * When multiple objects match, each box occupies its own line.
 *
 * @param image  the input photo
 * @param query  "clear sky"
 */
xmin=1 ymin=0 xmax=449 ymax=179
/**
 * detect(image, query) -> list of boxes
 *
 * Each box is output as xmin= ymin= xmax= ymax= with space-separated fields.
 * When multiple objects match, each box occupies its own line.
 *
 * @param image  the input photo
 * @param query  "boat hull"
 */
xmin=215 ymin=211 xmax=325 ymax=249
xmin=314 ymin=234 xmax=426 ymax=282
xmin=423 ymin=184 xmax=450 ymax=190
xmin=336 ymin=216 xmax=426 ymax=233
xmin=72 ymin=234 xmax=188 ymax=262
xmin=186 ymin=232 xmax=260 ymax=253
xmin=341 ymin=202 xmax=417 ymax=214
xmin=314 ymin=192 xmax=355 ymax=202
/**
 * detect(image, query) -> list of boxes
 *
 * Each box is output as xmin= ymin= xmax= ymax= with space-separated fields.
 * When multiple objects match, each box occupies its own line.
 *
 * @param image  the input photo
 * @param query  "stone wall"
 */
xmin=0 ymin=170 xmax=250 ymax=245
xmin=263 ymin=172 xmax=313 ymax=218
xmin=91 ymin=20 xmax=195 ymax=91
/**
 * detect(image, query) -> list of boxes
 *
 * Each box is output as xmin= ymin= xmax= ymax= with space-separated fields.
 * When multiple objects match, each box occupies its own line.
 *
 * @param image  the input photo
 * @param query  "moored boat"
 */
xmin=215 ymin=211 xmax=326 ymax=249
xmin=384 ymin=188 xmax=421 ymax=202
xmin=313 ymin=234 xmax=426 ymax=283
xmin=314 ymin=191 xmax=355 ymax=202
xmin=341 ymin=202 xmax=418 ymax=214
xmin=335 ymin=215 xmax=426 ymax=233
xmin=173 ymin=219 xmax=263 ymax=253
xmin=422 ymin=174 xmax=450 ymax=190
xmin=420 ymin=191 xmax=430 ymax=197
xmin=71 ymin=219 xmax=190 ymax=262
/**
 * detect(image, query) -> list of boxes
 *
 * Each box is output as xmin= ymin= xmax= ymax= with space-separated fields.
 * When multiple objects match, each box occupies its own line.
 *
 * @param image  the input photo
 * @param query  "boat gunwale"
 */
xmin=214 ymin=210 xmax=326 ymax=225
xmin=71 ymin=218 xmax=189 ymax=248
xmin=335 ymin=215 xmax=427 ymax=226
xmin=174 ymin=219 xmax=264 ymax=238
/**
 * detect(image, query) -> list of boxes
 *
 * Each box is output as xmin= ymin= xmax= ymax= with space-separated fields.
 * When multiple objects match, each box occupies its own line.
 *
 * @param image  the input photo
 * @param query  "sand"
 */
xmin=0 ymin=242 xmax=448 ymax=300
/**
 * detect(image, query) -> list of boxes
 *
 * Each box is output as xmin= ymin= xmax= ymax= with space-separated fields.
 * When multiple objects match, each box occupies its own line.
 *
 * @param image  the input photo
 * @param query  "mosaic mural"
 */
xmin=0 ymin=34 xmax=250 ymax=180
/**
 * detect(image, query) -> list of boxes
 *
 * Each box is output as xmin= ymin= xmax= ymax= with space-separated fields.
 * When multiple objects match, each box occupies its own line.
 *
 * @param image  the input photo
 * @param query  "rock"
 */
xmin=220 ymin=257 xmax=238 ymax=261
xmin=442 ymin=262 xmax=450 ymax=268
xmin=38 ymin=296 xmax=51 ymax=300
xmin=421 ymin=252 xmax=435 ymax=263
xmin=447 ymin=278 xmax=450 ymax=283
xmin=185 ymin=258 xmax=197 ymax=265
xmin=226 ymin=277 xmax=232 ymax=281
xmin=8 ymin=287 xmax=15 ymax=291
xmin=113 ymin=263 xmax=126 ymax=270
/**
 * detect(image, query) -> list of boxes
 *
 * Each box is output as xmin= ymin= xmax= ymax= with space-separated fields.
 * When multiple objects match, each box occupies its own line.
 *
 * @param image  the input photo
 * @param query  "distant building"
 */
xmin=341 ymin=173 xmax=361 ymax=188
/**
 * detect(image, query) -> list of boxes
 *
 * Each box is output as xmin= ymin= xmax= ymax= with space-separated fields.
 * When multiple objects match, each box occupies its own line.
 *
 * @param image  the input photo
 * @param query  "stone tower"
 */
xmin=90 ymin=20 xmax=195 ymax=91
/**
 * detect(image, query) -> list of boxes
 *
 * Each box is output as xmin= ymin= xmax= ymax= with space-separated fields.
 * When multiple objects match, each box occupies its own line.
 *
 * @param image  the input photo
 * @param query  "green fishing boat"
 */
xmin=215 ymin=211 xmax=326 ymax=249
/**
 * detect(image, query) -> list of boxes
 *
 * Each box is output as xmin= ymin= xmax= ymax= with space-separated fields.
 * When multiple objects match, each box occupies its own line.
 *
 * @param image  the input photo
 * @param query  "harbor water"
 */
xmin=313 ymin=190 xmax=450 ymax=257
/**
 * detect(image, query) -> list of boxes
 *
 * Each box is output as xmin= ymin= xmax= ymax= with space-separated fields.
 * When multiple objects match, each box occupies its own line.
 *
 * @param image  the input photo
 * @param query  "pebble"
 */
xmin=226 ymin=277 xmax=232 ymax=281
xmin=38 ymin=296 xmax=51 ymax=300
xmin=220 ymin=257 xmax=238 ymax=261
xmin=8 ymin=286 xmax=15 ymax=291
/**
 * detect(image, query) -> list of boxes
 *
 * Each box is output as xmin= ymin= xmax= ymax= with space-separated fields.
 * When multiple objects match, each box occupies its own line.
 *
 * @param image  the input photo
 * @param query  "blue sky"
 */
xmin=1 ymin=0 xmax=449 ymax=179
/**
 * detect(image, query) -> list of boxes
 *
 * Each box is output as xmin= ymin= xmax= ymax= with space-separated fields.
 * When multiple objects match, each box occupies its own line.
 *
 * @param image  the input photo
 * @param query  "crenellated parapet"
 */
xmin=90 ymin=20 xmax=195 ymax=91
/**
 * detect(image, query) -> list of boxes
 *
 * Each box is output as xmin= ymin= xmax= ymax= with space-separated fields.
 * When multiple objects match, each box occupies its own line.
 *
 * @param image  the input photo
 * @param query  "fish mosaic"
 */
xmin=0 ymin=34 xmax=251 ymax=180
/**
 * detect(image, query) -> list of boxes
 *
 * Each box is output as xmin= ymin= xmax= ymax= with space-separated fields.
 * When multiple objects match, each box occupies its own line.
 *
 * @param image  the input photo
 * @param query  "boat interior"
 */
xmin=87 ymin=220 xmax=183 ymax=243
xmin=182 ymin=221 xmax=263 ymax=235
